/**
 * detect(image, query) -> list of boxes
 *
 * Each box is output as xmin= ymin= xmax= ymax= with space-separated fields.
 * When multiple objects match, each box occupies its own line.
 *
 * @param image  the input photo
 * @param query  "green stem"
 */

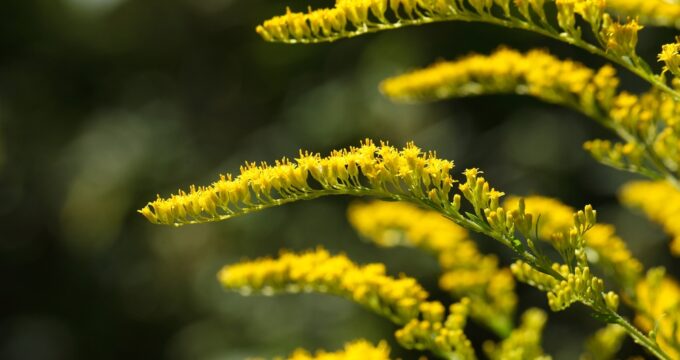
xmin=611 ymin=311 xmax=672 ymax=360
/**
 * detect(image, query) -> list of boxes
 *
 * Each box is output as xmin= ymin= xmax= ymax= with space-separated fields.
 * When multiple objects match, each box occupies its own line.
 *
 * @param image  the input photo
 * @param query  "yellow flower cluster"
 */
xmin=588 ymin=87 xmax=680 ymax=178
xmin=504 ymin=195 xmax=643 ymax=287
xmin=659 ymin=38 xmax=680 ymax=78
xmin=505 ymin=201 xmax=620 ymax=313
xmin=512 ymin=261 xmax=619 ymax=313
xmin=483 ymin=308 xmax=550 ymax=360
xmin=620 ymin=180 xmax=680 ymax=256
xmin=381 ymin=48 xmax=614 ymax=117
xmin=582 ymin=139 xmax=646 ymax=175
xmin=283 ymin=339 xmax=391 ymax=360
xmin=347 ymin=200 xmax=517 ymax=336
xmin=140 ymin=140 xmax=457 ymax=226
xmin=255 ymin=0 xmax=643 ymax=62
xmin=607 ymin=0 xmax=680 ymax=29
xmin=380 ymin=48 xmax=680 ymax=181
xmin=218 ymin=248 xmax=429 ymax=324
xmin=581 ymin=324 xmax=626 ymax=360
xmin=396 ymin=298 xmax=477 ymax=360
xmin=635 ymin=269 xmax=680 ymax=359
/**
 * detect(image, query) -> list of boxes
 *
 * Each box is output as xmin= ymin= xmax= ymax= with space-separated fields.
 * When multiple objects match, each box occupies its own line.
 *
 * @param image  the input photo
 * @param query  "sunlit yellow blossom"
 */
xmin=659 ymin=38 xmax=680 ymax=78
xmin=140 ymin=140 xmax=457 ymax=226
xmin=395 ymin=298 xmax=477 ymax=360
xmin=381 ymin=49 xmax=608 ymax=119
xmin=600 ymin=15 xmax=643 ymax=58
xmin=635 ymin=269 xmax=680 ymax=359
xmin=483 ymin=308 xmax=550 ymax=360
xmin=218 ymin=247 xmax=429 ymax=324
xmin=504 ymin=196 xmax=643 ymax=287
xmin=283 ymin=339 xmax=391 ymax=360
xmin=347 ymin=200 xmax=517 ymax=336
xmin=620 ymin=180 xmax=680 ymax=256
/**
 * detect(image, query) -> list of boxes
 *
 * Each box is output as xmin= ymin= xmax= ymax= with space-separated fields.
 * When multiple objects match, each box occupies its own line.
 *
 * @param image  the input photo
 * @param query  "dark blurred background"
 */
xmin=1 ymin=0 xmax=678 ymax=359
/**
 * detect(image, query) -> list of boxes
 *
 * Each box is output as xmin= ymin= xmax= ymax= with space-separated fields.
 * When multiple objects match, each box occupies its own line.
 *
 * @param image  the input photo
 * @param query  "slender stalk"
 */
xmin=611 ymin=311 xmax=672 ymax=360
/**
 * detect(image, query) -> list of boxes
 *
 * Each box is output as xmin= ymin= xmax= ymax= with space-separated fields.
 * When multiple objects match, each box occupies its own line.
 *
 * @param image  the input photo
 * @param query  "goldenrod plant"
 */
xmin=139 ymin=0 xmax=680 ymax=358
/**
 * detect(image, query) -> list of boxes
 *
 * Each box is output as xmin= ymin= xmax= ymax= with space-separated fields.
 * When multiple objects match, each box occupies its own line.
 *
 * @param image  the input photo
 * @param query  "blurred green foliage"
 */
xmin=1 ymin=0 xmax=678 ymax=359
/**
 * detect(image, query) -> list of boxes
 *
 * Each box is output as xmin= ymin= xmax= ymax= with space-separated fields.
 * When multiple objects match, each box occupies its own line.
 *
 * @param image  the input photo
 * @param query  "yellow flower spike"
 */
xmin=140 ymin=140 xmax=462 ymax=227
xmin=283 ymin=339 xmax=391 ymax=360
xmin=483 ymin=308 xmax=550 ymax=360
xmin=620 ymin=180 xmax=680 ymax=256
xmin=218 ymin=248 xmax=429 ymax=324
xmin=347 ymin=200 xmax=517 ymax=336
xmin=504 ymin=195 xmax=644 ymax=288
xmin=381 ymin=48 xmax=609 ymax=119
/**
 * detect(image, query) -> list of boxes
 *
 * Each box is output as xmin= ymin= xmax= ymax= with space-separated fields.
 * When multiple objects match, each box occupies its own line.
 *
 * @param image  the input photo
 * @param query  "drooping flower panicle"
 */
xmin=218 ymin=247 xmax=429 ymax=324
xmin=381 ymin=48 xmax=615 ymax=116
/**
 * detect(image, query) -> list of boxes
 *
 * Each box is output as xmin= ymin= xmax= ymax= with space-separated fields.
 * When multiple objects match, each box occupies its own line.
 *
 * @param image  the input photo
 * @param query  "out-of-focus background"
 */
xmin=1 ymin=0 xmax=678 ymax=359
